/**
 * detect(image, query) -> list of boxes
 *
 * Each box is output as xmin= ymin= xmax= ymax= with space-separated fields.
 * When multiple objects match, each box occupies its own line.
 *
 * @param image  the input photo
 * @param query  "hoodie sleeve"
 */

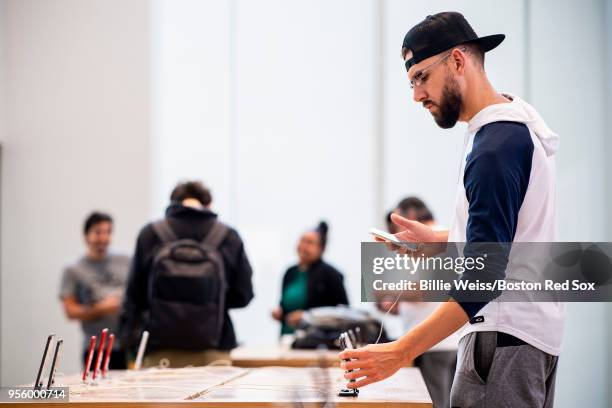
xmin=119 ymin=224 xmax=155 ymax=349
xmin=220 ymin=229 xmax=254 ymax=309
xmin=450 ymin=121 xmax=534 ymax=319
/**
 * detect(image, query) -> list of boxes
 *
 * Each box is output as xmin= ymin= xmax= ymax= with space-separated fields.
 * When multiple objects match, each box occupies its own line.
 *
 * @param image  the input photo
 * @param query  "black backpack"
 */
xmin=147 ymin=219 xmax=228 ymax=350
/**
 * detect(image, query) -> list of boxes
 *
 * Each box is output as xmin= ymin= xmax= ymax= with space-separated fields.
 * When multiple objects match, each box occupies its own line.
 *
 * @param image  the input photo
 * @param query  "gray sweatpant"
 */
xmin=450 ymin=332 xmax=558 ymax=408
xmin=415 ymin=350 xmax=457 ymax=408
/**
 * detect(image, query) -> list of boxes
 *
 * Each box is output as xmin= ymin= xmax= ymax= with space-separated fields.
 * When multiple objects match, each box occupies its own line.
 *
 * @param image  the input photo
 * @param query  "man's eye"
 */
xmin=420 ymin=74 xmax=428 ymax=84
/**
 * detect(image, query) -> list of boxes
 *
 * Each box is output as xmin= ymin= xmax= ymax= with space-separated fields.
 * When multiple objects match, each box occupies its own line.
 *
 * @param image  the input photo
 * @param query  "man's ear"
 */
xmin=450 ymin=48 xmax=467 ymax=74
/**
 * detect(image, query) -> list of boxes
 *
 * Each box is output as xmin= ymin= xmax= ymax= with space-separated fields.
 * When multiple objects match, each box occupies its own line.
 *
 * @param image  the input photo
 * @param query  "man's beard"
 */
xmin=431 ymin=75 xmax=462 ymax=129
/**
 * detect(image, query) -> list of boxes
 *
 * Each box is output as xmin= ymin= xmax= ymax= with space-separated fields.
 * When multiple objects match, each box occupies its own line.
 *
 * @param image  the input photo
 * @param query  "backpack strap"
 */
xmin=152 ymin=219 xmax=178 ymax=243
xmin=203 ymin=222 xmax=229 ymax=249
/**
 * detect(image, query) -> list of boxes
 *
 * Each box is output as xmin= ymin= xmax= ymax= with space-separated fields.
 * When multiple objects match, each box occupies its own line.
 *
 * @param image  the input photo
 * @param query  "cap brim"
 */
xmin=470 ymin=34 xmax=505 ymax=53
xmin=469 ymin=34 xmax=506 ymax=52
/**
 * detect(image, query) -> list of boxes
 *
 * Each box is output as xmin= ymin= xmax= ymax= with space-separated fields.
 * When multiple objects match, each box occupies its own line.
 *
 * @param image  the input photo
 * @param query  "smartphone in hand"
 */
xmin=369 ymin=228 xmax=418 ymax=251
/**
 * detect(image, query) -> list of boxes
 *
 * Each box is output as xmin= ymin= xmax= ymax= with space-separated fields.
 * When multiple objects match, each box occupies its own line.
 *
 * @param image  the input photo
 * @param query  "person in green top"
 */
xmin=271 ymin=221 xmax=349 ymax=335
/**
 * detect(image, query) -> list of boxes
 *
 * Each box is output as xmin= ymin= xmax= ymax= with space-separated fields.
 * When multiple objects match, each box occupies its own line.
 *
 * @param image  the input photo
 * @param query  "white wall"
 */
xmin=230 ymin=0 xmax=378 ymax=345
xmin=605 ymin=0 xmax=612 ymax=401
xmin=606 ymin=1 xmax=612 ymax=239
xmin=150 ymin=0 xmax=233 ymax=219
xmin=0 ymin=0 xmax=151 ymax=386
xmin=0 ymin=0 xmax=5 ymax=386
xmin=529 ymin=0 xmax=608 ymax=406
xmin=531 ymin=0 xmax=607 ymax=242
xmin=0 ymin=1 xmax=4 ymax=145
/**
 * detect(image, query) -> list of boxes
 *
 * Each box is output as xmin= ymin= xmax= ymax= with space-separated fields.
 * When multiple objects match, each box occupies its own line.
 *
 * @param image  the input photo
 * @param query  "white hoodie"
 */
xmin=448 ymin=93 xmax=564 ymax=356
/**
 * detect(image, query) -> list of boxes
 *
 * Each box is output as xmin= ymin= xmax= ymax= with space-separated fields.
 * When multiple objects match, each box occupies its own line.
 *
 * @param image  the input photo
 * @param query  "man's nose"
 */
xmin=412 ymin=87 xmax=427 ymax=103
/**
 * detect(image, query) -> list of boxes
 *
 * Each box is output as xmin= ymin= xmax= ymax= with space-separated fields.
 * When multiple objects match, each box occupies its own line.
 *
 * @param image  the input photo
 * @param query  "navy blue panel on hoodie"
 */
xmin=451 ymin=121 xmax=534 ymax=318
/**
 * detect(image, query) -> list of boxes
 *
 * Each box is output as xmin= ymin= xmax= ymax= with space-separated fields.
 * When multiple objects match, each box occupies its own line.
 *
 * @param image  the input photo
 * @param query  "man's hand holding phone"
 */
xmin=370 ymin=213 xmax=448 ymax=254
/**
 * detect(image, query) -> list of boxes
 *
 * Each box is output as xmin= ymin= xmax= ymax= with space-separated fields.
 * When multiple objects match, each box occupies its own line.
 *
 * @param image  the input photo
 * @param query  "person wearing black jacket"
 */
xmin=271 ymin=222 xmax=348 ymax=335
xmin=119 ymin=181 xmax=254 ymax=367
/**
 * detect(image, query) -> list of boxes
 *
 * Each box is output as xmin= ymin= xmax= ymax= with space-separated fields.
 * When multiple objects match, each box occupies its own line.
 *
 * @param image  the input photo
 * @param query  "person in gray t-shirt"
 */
xmin=59 ymin=212 xmax=129 ymax=369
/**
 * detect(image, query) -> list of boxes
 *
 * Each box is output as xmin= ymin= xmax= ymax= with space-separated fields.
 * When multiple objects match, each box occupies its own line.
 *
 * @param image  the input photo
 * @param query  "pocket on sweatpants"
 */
xmin=456 ymin=333 xmax=484 ymax=385
xmin=472 ymin=332 xmax=497 ymax=384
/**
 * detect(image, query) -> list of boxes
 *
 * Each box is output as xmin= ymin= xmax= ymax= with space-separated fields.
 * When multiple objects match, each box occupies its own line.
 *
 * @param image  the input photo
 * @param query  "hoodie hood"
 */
xmin=467 ymin=93 xmax=559 ymax=156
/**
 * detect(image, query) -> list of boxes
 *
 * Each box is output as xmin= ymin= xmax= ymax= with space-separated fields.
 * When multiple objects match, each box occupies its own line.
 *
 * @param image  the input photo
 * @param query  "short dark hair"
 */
xmin=396 ymin=196 xmax=434 ymax=223
xmin=315 ymin=221 xmax=329 ymax=251
xmin=84 ymin=212 xmax=113 ymax=234
xmin=462 ymin=41 xmax=485 ymax=68
xmin=385 ymin=210 xmax=394 ymax=227
xmin=170 ymin=181 xmax=212 ymax=206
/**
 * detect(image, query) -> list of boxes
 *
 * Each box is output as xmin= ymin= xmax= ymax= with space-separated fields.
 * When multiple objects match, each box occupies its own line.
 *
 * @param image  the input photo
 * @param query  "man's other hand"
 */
xmin=338 ymin=340 xmax=410 ymax=388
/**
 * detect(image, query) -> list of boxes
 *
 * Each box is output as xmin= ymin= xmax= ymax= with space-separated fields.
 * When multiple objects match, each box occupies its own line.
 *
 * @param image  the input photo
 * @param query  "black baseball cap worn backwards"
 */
xmin=402 ymin=11 xmax=505 ymax=71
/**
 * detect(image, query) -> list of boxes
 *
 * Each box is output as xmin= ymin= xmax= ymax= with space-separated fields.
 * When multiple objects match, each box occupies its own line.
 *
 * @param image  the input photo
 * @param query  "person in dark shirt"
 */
xmin=119 ymin=181 xmax=254 ymax=367
xmin=271 ymin=222 xmax=348 ymax=335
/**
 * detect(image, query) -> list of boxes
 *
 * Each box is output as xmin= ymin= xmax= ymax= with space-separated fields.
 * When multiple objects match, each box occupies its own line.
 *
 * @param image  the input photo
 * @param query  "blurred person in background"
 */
xmin=386 ymin=197 xmax=434 ymax=234
xmin=381 ymin=197 xmax=458 ymax=408
xmin=119 ymin=181 xmax=254 ymax=367
xmin=59 ymin=211 xmax=129 ymax=369
xmin=272 ymin=222 xmax=349 ymax=335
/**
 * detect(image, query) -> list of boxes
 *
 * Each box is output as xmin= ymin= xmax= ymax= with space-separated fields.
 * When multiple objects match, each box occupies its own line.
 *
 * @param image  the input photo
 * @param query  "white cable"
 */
xmin=374 ymin=289 xmax=404 ymax=344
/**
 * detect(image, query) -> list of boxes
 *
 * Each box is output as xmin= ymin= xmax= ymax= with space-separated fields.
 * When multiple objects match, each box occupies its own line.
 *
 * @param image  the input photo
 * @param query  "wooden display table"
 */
xmin=230 ymin=345 xmax=341 ymax=367
xmin=5 ymin=366 xmax=431 ymax=407
xmin=230 ymin=345 xmax=413 ymax=368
